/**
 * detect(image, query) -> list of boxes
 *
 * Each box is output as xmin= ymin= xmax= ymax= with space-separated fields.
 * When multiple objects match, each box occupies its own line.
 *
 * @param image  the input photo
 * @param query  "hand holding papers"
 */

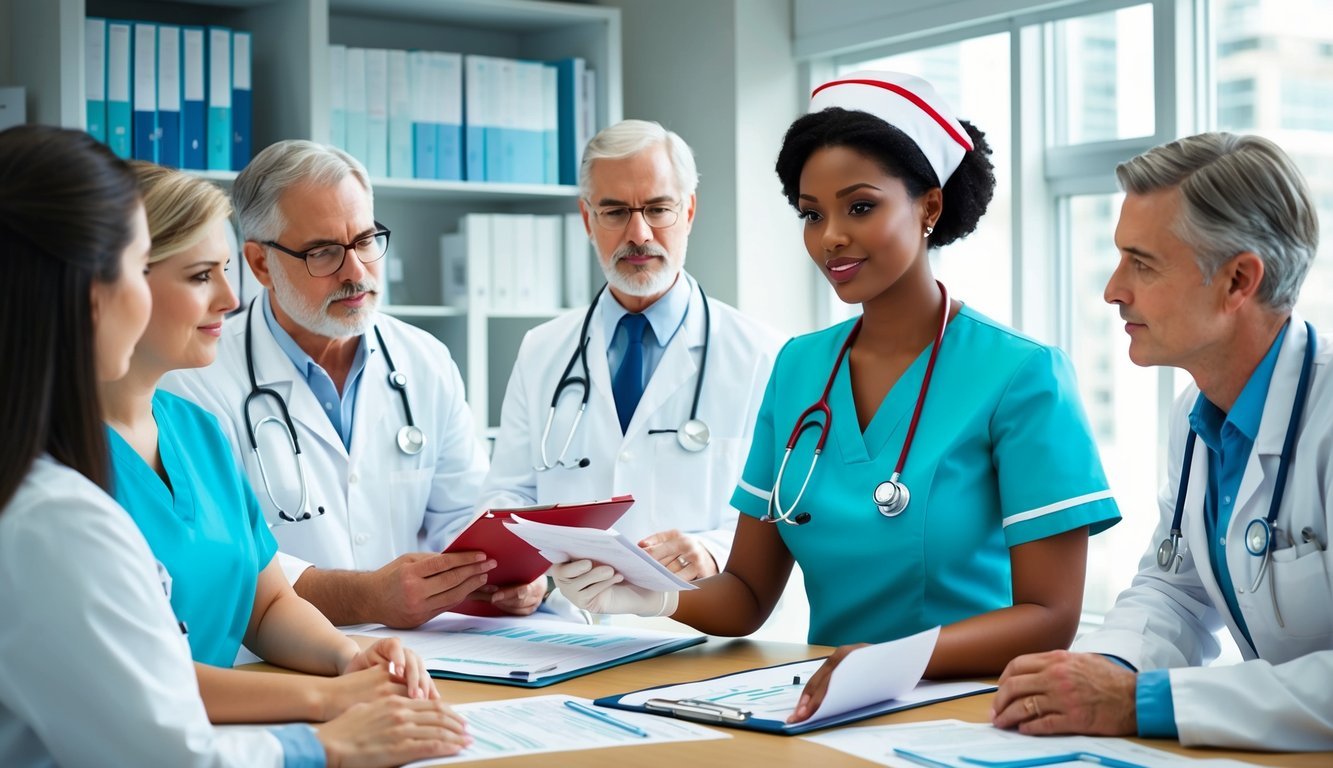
xmin=504 ymin=515 xmax=697 ymax=592
xmin=597 ymin=626 xmax=994 ymax=734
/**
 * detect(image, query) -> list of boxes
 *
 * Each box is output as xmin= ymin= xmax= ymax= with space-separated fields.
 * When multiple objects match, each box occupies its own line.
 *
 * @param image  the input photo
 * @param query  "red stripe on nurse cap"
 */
xmin=810 ymin=71 xmax=973 ymax=186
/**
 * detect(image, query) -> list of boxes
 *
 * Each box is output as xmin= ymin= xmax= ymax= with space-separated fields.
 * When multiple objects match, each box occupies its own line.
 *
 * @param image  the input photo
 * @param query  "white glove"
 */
xmin=551 ymin=560 xmax=679 ymax=617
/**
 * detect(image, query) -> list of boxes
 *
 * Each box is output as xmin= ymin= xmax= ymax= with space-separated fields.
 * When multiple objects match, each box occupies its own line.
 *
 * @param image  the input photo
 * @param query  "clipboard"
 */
xmin=594 ymin=658 xmax=995 ymax=735
xmin=443 ymin=495 xmax=634 ymax=616
xmin=428 ymin=634 xmax=707 ymax=688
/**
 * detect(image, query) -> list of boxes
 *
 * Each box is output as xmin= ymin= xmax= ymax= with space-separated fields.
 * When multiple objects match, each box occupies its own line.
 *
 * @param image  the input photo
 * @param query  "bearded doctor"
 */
xmin=162 ymin=140 xmax=542 ymax=628
xmin=475 ymin=119 xmax=781 ymax=597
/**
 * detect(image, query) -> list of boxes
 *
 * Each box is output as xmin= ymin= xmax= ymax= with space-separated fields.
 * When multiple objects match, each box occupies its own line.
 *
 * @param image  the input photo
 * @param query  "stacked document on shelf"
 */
xmin=399 ymin=695 xmax=726 ymax=766
xmin=504 ymin=515 xmax=697 ymax=593
xmin=597 ymin=627 xmax=993 ymax=734
xmin=801 ymin=719 xmax=1265 ymax=768
xmin=348 ymin=613 xmax=706 ymax=687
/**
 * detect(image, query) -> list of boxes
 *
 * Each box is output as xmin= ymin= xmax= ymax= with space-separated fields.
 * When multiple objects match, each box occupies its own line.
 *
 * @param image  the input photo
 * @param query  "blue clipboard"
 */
xmin=427 ymin=634 xmax=707 ymax=688
xmin=594 ymin=657 xmax=995 ymax=734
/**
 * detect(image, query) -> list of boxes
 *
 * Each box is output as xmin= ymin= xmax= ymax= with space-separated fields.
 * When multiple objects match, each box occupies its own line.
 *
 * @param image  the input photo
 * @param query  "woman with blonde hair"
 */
xmin=102 ymin=161 xmax=467 ymax=730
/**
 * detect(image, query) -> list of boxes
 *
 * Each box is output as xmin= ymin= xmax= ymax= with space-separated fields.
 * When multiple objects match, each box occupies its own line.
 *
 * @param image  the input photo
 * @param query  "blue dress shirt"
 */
xmin=601 ymin=273 xmax=693 ymax=387
xmin=262 ymin=293 xmax=370 ymax=449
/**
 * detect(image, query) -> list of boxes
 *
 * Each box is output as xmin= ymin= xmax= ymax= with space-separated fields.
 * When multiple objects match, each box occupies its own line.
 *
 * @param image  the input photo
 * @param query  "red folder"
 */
xmin=443 ymin=495 xmax=635 ymax=616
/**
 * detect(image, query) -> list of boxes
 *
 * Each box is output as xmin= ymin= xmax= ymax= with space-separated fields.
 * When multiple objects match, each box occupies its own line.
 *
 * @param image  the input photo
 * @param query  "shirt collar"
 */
xmin=600 ymin=271 xmax=693 ymax=350
xmin=260 ymin=289 xmax=371 ymax=380
xmin=1189 ymin=320 xmax=1289 ymax=448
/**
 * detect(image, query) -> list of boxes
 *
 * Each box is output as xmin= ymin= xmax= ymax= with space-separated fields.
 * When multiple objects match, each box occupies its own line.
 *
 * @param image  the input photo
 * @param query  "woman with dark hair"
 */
xmin=551 ymin=72 xmax=1120 ymax=719
xmin=0 ymin=125 xmax=468 ymax=767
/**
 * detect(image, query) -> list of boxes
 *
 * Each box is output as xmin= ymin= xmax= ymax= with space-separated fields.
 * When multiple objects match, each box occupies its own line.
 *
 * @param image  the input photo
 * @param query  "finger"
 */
xmin=419 ymin=560 xmax=498 ymax=599
xmin=410 ymin=551 xmax=488 ymax=576
xmin=992 ymin=690 xmax=1052 ymax=730
xmin=552 ymin=559 xmax=594 ymax=580
xmin=423 ymin=572 xmax=493 ymax=613
xmin=374 ymin=638 xmax=407 ymax=674
xmin=991 ymin=672 xmax=1046 ymax=715
xmin=561 ymin=564 xmax=619 ymax=593
xmin=996 ymin=651 xmax=1061 ymax=684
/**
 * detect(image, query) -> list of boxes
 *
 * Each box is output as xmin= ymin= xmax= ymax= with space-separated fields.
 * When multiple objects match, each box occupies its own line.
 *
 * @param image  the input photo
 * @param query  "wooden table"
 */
xmin=410 ymin=637 xmax=1328 ymax=767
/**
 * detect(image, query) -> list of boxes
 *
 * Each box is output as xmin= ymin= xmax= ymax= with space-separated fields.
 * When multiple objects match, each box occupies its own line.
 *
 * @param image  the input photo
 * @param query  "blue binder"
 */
xmin=156 ymin=25 xmax=182 ymax=168
xmin=552 ymin=57 xmax=585 ymax=186
xmin=105 ymin=20 xmax=133 ymax=158
xmin=85 ymin=18 xmax=108 ymax=144
xmin=230 ymin=31 xmax=252 ymax=171
xmin=180 ymin=27 xmax=206 ymax=170
xmin=131 ymin=22 xmax=158 ymax=162
xmin=205 ymin=26 xmax=232 ymax=172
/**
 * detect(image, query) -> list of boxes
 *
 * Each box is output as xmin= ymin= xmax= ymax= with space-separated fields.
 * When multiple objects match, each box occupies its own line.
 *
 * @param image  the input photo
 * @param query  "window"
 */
xmin=1050 ymin=4 xmax=1156 ymax=146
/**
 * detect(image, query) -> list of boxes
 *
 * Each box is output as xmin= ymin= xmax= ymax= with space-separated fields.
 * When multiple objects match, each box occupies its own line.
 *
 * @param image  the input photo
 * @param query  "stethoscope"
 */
xmin=1157 ymin=322 xmax=1315 ymax=625
xmin=243 ymin=298 xmax=426 ymax=522
xmin=765 ymin=281 xmax=951 ymax=526
xmin=534 ymin=282 xmax=712 ymax=471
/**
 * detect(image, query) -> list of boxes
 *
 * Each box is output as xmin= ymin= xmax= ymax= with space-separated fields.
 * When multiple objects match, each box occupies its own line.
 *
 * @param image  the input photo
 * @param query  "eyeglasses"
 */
xmin=590 ymin=203 xmax=680 ymax=231
xmin=263 ymin=223 xmax=391 ymax=277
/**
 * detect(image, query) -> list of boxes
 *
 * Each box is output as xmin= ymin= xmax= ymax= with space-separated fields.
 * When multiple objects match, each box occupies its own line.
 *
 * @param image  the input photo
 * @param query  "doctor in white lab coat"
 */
xmin=163 ymin=140 xmax=507 ymax=629
xmin=992 ymin=133 xmax=1332 ymax=751
xmin=477 ymin=120 xmax=781 ymax=587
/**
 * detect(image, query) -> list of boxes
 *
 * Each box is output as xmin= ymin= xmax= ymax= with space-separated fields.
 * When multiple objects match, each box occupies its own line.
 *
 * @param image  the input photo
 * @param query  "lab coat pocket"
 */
xmin=388 ymin=466 xmax=434 ymax=540
xmin=651 ymin=436 xmax=742 ymax=533
xmin=1268 ymin=545 xmax=1333 ymax=639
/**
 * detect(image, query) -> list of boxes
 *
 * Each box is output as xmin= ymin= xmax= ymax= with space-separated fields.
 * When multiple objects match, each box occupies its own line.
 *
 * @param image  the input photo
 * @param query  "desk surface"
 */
xmin=413 ymin=637 xmax=1327 ymax=767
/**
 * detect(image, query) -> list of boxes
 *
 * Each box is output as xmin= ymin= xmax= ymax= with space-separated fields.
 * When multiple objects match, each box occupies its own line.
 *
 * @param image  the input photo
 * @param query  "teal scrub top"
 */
xmin=732 ymin=307 xmax=1120 ymax=647
xmin=108 ymin=390 xmax=278 ymax=667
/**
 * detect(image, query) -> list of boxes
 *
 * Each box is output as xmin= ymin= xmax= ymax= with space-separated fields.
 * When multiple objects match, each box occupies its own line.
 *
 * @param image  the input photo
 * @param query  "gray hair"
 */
xmin=232 ymin=139 xmax=372 ymax=243
xmin=1116 ymin=132 xmax=1318 ymax=312
xmin=578 ymin=119 xmax=699 ymax=200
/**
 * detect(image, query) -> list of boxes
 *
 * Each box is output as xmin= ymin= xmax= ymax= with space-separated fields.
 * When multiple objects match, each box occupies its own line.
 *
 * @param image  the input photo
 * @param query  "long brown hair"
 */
xmin=0 ymin=126 xmax=141 ymax=509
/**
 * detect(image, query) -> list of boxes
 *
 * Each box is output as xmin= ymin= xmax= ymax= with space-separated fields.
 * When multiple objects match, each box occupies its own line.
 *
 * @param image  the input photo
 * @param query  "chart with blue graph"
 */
xmin=354 ymin=613 xmax=705 ymax=686
xmin=619 ymin=658 xmax=827 ymax=720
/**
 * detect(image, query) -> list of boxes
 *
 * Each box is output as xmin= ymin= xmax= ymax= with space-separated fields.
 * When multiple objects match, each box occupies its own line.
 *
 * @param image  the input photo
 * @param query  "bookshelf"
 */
xmin=3 ymin=0 xmax=623 ymax=432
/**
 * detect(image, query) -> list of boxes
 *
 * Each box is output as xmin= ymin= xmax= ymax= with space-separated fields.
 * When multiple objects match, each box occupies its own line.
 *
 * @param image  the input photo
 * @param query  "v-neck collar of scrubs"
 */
xmin=107 ymin=393 xmax=196 ymax=522
xmin=828 ymin=308 xmax=959 ymax=465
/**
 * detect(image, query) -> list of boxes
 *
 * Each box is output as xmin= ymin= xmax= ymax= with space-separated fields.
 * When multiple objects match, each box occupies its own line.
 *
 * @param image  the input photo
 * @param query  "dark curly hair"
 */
xmin=775 ymin=107 xmax=995 ymax=248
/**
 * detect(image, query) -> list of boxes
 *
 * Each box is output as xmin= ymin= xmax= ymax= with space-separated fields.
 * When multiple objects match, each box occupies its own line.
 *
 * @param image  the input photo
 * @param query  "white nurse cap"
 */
xmin=808 ymin=70 xmax=973 ymax=186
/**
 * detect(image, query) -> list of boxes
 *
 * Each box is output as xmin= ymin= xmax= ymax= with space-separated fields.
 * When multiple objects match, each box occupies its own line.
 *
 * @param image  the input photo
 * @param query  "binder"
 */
xmin=563 ymin=212 xmax=591 ymax=308
xmin=513 ymin=60 xmax=546 ymax=184
xmin=156 ymin=25 xmax=182 ymax=168
xmin=488 ymin=212 xmax=514 ymax=311
xmin=205 ymin=26 xmax=232 ymax=171
xmin=328 ymin=44 xmax=347 ymax=150
xmin=552 ymin=57 xmax=585 ymax=185
xmin=344 ymin=47 xmax=368 ymax=166
xmin=84 ymin=18 xmax=108 ymax=144
xmin=486 ymin=56 xmax=513 ymax=182
xmin=595 ymin=658 xmax=995 ymax=735
xmin=386 ymin=49 xmax=413 ymax=179
xmin=351 ymin=613 xmax=706 ymax=688
xmin=231 ymin=30 xmax=252 ymax=171
xmin=106 ymin=20 xmax=133 ymax=158
xmin=408 ymin=50 xmax=435 ymax=179
xmin=462 ymin=54 xmax=489 ymax=181
xmin=433 ymin=51 xmax=463 ymax=181
xmin=180 ymin=27 xmax=206 ymax=169
xmin=541 ymin=64 xmax=559 ymax=184
xmin=459 ymin=213 xmax=491 ymax=310
xmin=534 ymin=215 xmax=563 ymax=311
xmin=131 ymin=22 xmax=158 ymax=162
xmin=364 ymin=47 xmax=388 ymax=177
xmin=441 ymin=495 xmax=634 ymax=616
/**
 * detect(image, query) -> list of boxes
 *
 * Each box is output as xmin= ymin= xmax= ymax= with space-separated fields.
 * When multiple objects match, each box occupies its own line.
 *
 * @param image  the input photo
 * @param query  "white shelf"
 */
xmin=382 ymin=305 xmax=466 ymax=318
xmin=372 ymin=178 xmax=581 ymax=202
xmin=486 ymin=309 xmax=565 ymax=320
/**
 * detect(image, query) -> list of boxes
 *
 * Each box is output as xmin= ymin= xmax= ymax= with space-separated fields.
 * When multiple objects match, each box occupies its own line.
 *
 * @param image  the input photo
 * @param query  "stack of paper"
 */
xmin=504 ymin=515 xmax=696 ymax=593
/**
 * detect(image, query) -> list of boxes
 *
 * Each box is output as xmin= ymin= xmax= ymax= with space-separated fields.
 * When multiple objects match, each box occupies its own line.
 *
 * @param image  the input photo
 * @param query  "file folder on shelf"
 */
xmin=205 ymin=26 xmax=231 ymax=171
xmin=328 ymin=44 xmax=347 ymax=151
xmin=106 ymin=20 xmax=133 ymax=158
xmin=230 ymin=31 xmax=252 ymax=171
xmin=131 ymin=22 xmax=158 ymax=162
xmin=180 ymin=27 xmax=206 ymax=169
xmin=85 ymin=18 xmax=108 ymax=144
xmin=156 ymin=24 xmax=182 ymax=168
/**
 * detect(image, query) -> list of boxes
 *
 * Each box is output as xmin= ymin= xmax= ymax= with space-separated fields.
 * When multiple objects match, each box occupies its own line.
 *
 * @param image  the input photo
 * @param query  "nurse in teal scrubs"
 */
xmin=552 ymin=71 xmax=1120 ymax=716
xmin=102 ymin=163 xmax=458 ymax=727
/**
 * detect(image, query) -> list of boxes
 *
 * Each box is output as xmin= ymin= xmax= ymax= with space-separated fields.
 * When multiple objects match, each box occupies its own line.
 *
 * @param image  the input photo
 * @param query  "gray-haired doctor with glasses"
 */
xmin=163 ymin=140 xmax=532 ymax=629
xmin=473 ymin=119 xmax=781 ymax=596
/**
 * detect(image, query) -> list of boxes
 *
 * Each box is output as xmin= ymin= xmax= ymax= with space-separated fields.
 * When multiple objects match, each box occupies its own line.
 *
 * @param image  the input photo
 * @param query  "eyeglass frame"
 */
xmin=587 ymin=200 xmax=683 ymax=231
xmin=262 ymin=222 xmax=392 ymax=277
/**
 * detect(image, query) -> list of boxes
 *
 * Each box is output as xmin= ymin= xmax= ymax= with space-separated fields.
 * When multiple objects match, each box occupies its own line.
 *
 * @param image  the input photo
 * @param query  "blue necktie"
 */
xmin=612 ymin=313 xmax=649 ymax=434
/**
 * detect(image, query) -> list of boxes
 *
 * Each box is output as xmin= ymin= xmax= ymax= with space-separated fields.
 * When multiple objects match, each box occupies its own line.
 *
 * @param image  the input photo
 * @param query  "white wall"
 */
xmin=592 ymin=0 xmax=812 ymax=335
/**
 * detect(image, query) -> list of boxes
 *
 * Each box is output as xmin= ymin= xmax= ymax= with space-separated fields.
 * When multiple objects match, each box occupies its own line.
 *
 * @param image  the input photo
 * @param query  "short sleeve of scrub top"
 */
xmin=729 ymin=308 xmax=1119 ymax=647
xmin=108 ymin=390 xmax=279 ymax=668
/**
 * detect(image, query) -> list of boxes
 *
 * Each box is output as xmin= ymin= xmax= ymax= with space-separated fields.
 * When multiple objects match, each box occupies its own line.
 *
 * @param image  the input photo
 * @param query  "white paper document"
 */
xmin=802 ymin=719 xmax=1265 ymax=768
xmin=617 ymin=627 xmax=990 ymax=730
xmin=401 ymin=694 xmax=727 ymax=766
xmin=349 ymin=613 xmax=702 ymax=682
xmin=504 ymin=515 xmax=696 ymax=592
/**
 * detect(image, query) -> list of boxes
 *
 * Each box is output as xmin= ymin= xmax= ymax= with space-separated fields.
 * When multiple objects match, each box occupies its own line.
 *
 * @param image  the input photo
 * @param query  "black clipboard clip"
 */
xmin=643 ymin=698 xmax=751 ymax=723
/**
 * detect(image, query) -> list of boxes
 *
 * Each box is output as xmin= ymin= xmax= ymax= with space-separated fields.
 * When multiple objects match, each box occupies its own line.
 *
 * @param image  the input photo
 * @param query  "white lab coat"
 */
xmin=478 ymin=274 xmax=782 ymax=567
xmin=0 ymin=456 xmax=284 ymax=767
xmin=162 ymin=295 xmax=488 ymax=584
xmin=1073 ymin=317 xmax=1333 ymax=750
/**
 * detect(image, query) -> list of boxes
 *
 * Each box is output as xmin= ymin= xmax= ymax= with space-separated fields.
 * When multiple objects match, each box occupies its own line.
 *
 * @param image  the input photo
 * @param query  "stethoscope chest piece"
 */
xmin=873 ymin=473 xmax=910 ymax=517
xmin=388 ymin=370 xmax=408 ymax=390
xmin=677 ymin=418 xmax=711 ymax=452
xmin=1245 ymin=517 xmax=1271 ymax=556
xmin=1157 ymin=534 xmax=1180 ymax=571
xmin=397 ymin=424 xmax=426 ymax=455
